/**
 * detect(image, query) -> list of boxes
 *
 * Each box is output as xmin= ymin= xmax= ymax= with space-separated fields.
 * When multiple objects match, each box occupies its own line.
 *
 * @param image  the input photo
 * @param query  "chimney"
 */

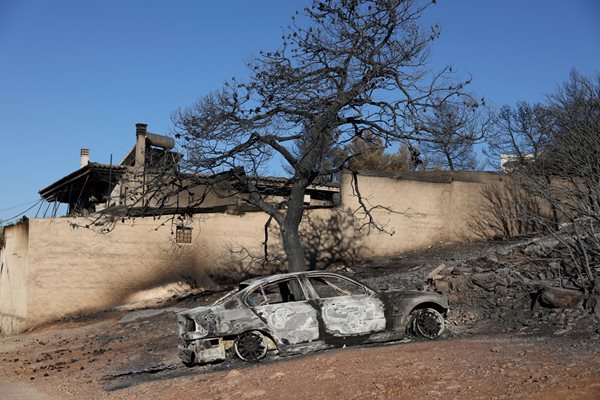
xmin=80 ymin=148 xmax=90 ymax=168
xmin=135 ymin=123 xmax=148 ymax=168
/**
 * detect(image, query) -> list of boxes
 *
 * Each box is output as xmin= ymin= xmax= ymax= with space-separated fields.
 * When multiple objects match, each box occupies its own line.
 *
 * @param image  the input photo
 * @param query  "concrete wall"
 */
xmin=19 ymin=212 xmax=287 ymax=333
xmin=1 ymin=171 xmax=506 ymax=335
xmin=1 ymin=209 xmax=346 ymax=335
xmin=0 ymin=222 xmax=29 ymax=334
xmin=340 ymin=171 xmax=504 ymax=257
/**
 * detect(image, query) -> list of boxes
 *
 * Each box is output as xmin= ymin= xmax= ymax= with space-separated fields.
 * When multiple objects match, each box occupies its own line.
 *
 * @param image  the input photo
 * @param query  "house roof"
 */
xmin=251 ymin=175 xmax=340 ymax=191
xmin=39 ymin=162 xmax=127 ymax=203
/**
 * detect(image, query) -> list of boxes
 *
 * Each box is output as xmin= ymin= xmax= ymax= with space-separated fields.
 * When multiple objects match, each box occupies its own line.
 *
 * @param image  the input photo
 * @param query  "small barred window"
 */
xmin=176 ymin=226 xmax=192 ymax=244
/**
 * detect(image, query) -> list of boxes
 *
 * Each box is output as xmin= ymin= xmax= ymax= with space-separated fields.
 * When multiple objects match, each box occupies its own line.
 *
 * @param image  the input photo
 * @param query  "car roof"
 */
xmin=239 ymin=271 xmax=346 ymax=288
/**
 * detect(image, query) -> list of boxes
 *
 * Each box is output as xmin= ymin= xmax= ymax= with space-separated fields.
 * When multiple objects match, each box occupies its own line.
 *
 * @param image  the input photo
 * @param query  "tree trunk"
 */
xmin=446 ymin=153 xmax=455 ymax=171
xmin=544 ymin=175 xmax=560 ymax=230
xmin=280 ymin=221 xmax=306 ymax=272
xmin=281 ymin=180 xmax=308 ymax=272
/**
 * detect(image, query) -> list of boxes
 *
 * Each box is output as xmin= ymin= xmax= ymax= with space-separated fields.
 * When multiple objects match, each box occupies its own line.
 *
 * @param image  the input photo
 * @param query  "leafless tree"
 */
xmin=480 ymin=100 xmax=559 ymax=232
xmin=418 ymin=99 xmax=492 ymax=171
xmin=171 ymin=0 xmax=476 ymax=272
xmin=485 ymin=101 xmax=554 ymax=170
xmin=515 ymin=70 xmax=600 ymax=290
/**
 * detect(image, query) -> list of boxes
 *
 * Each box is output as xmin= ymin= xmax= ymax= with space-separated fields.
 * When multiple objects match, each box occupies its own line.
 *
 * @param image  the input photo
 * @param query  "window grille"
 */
xmin=176 ymin=226 xmax=192 ymax=244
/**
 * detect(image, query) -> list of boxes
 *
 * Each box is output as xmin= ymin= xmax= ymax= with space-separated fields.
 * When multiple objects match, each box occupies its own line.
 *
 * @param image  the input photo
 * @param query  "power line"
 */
xmin=0 ymin=199 xmax=44 ymax=224
xmin=0 ymin=199 xmax=41 ymax=212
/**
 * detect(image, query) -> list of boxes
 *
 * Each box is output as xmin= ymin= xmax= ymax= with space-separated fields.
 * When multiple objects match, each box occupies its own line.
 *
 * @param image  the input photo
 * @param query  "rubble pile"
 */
xmin=422 ymin=235 xmax=600 ymax=336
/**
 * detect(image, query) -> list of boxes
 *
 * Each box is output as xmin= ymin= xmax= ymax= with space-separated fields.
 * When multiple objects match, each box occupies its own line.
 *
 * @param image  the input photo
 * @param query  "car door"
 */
xmin=246 ymin=277 xmax=320 ymax=345
xmin=307 ymin=274 xmax=386 ymax=337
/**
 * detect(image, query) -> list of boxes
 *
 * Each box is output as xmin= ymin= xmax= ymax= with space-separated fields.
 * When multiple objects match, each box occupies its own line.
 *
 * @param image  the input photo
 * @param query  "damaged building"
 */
xmin=38 ymin=124 xmax=339 ymax=217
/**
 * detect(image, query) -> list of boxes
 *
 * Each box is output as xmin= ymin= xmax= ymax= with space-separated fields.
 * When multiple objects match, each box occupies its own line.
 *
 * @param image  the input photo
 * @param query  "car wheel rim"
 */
xmin=414 ymin=309 xmax=444 ymax=339
xmin=234 ymin=331 xmax=268 ymax=361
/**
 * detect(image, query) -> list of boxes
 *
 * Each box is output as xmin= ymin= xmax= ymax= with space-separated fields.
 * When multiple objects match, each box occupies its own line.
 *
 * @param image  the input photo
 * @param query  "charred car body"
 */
xmin=177 ymin=271 xmax=447 ymax=365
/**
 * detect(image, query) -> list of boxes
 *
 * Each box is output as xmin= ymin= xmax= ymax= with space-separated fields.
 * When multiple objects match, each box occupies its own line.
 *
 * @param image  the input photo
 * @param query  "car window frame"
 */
xmin=243 ymin=276 xmax=309 ymax=308
xmin=302 ymin=273 xmax=375 ymax=300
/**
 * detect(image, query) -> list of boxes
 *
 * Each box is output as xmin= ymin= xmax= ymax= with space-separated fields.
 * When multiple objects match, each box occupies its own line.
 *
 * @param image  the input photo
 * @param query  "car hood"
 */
xmin=177 ymin=300 xmax=261 ymax=339
xmin=177 ymin=304 xmax=218 ymax=318
xmin=382 ymin=289 xmax=449 ymax=310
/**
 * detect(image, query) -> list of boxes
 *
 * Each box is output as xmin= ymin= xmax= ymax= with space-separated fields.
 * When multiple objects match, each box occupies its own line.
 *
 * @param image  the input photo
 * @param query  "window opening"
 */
xmin=246 ymin=279 xmax=306 ymax=306
xmin=308 ymin=276 xmax=367 ymax=298
xmin=176 ymin=226 xmax=192 ymax=244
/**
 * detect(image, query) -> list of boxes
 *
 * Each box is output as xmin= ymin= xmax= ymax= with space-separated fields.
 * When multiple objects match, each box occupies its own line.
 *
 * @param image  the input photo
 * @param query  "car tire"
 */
xmin=234 ymin=331 xmax=268 ymax=362
xmin=408 ymin=308 xmax=445 ymax=339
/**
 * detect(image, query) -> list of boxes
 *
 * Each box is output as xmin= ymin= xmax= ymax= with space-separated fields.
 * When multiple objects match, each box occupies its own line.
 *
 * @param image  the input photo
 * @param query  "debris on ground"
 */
xmin=415 ymin=232 xmax=600 ymax=336
xmin=1 ymin=228 xmax=599 ymax=399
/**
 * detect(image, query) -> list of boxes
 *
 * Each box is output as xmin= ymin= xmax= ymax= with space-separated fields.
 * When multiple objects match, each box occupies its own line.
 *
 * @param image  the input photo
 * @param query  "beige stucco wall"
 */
xmin=19 ymin=212 xmax=290 ymax=332
xmin=340 ymin=171 xmax=503 ymax=257
xmin=1 ymin=171 xmax=507 ymax=335
xmin=0 ymin=222 xmax=29 ymax=334
xmin=1 ymin=209 xmax=344 ymax=335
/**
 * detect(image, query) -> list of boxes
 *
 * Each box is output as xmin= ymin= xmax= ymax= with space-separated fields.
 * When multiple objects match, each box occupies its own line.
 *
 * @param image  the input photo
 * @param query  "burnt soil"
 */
xmin=1 ymin=238 xmax=599 ymax=399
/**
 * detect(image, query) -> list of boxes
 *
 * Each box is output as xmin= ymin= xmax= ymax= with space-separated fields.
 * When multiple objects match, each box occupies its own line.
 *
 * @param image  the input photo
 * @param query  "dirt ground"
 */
xmin=1 ymin=314 xmax=599 ymax=400
xmin=1 ymin=240 xmax=600 ymax=399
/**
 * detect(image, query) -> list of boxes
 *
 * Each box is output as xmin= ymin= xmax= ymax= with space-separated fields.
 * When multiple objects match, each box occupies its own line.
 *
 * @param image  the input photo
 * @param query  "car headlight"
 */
xmin=218 ymin=322 xmax=232 ymax=333
xmin=184 ymin=318 xmax=196 ymax=332
xmin=194 ymin=323 xmax=208 ymax=337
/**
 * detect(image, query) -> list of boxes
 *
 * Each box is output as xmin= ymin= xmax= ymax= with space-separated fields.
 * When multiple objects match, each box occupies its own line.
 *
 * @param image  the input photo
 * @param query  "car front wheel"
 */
xmin=234 ymin=331 xmax=268 ymax=361
xmin=408 ymin=308 xmax=445 ymax=339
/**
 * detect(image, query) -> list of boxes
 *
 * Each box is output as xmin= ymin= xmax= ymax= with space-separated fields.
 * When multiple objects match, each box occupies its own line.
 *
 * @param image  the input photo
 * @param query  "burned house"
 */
xmin=38 ymin=123 xmax=339 ymax=218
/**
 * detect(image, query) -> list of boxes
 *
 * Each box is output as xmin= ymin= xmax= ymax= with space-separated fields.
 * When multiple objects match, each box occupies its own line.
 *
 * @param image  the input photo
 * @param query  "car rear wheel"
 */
xmin=234 ymin=331 xmax=268 ymax=361
xmin=408 ymin=308 xmax=445 ymax=339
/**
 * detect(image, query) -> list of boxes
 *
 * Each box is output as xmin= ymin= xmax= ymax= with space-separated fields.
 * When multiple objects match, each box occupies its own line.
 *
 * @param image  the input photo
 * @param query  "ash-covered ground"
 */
xmin=1 ymin=231 xmax=599 ymax=399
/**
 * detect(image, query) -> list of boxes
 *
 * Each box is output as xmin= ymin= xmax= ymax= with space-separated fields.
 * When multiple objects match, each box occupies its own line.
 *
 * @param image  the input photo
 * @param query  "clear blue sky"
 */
xmin=1 ymin=0 xmax=599 ymax=224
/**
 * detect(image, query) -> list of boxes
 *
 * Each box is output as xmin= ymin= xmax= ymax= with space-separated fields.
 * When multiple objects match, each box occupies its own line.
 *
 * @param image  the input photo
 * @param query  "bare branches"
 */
xmin=486 ymin=70 xmax=600 ymax=290
xmin=170 ymin=0 xmax=474 ymax=271
xmin=418 ymin=100 xmax=492 ymax=171
xmin=485 ymin=101 xmax=554 ymax=169
xmin=348 ymin=170 xmax=409 ymax=234
xmin=173 ymin=0 xmax=473 ymax=181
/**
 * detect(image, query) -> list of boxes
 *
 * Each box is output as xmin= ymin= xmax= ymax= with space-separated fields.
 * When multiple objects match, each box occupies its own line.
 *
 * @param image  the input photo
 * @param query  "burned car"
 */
xmin=177 ymin=271 xmax=447 ymax=366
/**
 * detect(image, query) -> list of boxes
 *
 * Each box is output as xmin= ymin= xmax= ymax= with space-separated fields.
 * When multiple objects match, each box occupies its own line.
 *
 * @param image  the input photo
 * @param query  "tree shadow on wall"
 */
xmin=216 ymin=210 xmax=365 ymax=284
xmin=301 ymin=211 xmax=364 ymax=271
